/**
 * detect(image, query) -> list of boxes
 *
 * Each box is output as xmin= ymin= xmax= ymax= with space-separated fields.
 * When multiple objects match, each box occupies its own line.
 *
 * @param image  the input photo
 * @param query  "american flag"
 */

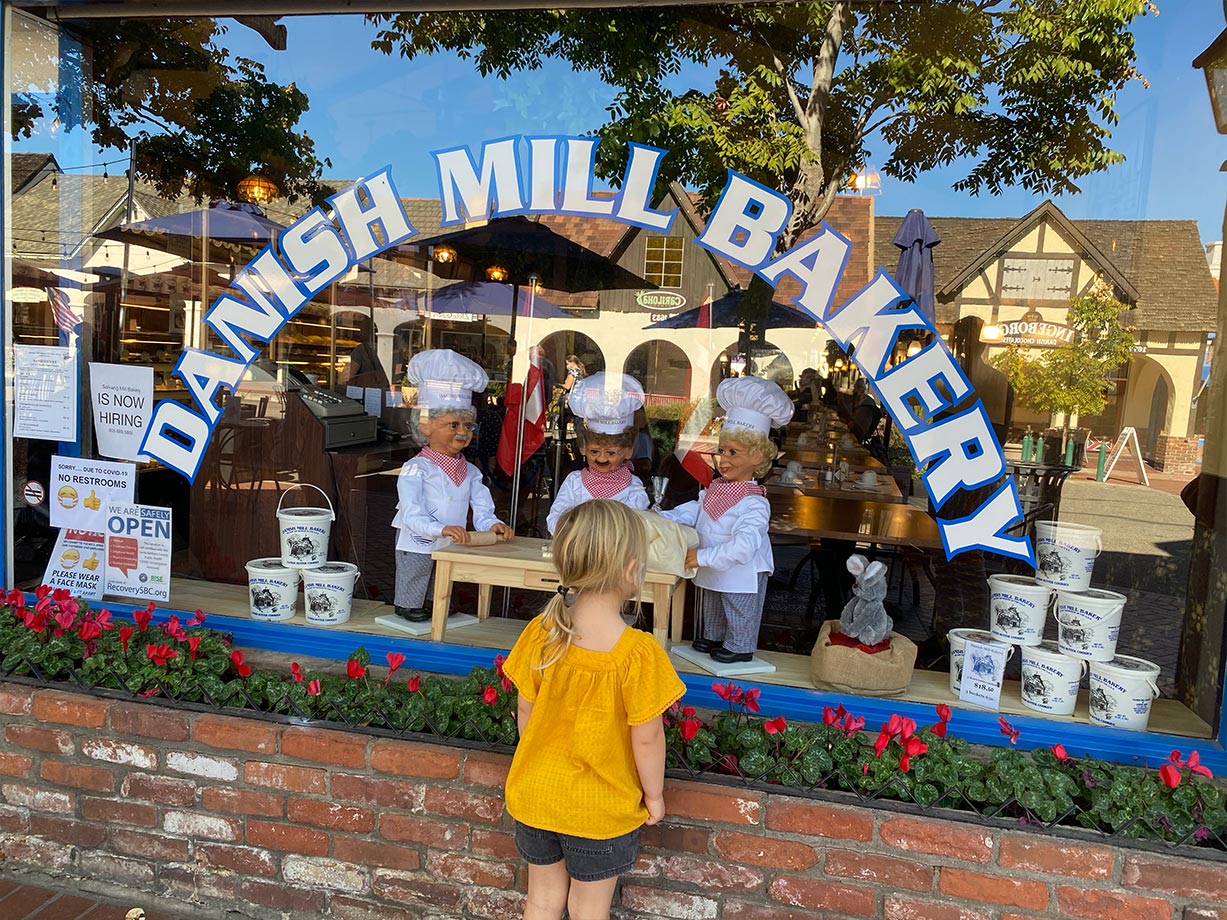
xmin=47 ymin=287 xmax=79 ymax=335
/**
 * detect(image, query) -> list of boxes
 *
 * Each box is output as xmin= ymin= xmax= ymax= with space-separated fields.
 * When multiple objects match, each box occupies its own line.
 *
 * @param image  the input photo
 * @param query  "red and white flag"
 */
xmin=47 ymin=287 xmax=79 ymax=335
xmin=496 ymin=358 xmax=546 ymax=476
xmin=674 ymin=397 xmax=714 ymax=488
xmin=697 ymin=284 xmax=713 ymax=330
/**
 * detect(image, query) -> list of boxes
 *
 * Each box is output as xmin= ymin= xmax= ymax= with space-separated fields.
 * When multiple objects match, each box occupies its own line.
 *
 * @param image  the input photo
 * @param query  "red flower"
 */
xmin=1052 ymin=744 xmax=1069 ymax=763
xmin=187 ymin=609 xmax=206 ymax=627
xmin=307 ymin=679 xmax=321 ymax=696
xmin=682 ymin=706 xmax=696 ymax=718
xmin=998 ymin=716 xmax=1020 ymax=745
xmin=679 ymin=718 xmax=701 ymax=741
xmin=145 ymin=643 xmax=178 ymax=666
xmin=501 ymin=676 xmax=513 ymax=694
xmin=1184 ymin=750 xmax=1213 ymax=779
xmin=741 ymin=687 xmax=761 ymax=714
xmin=482 ymin=686 xmax=498 ymax=705
xmin=346 ymin=661 xmax=367 ymax=680
xmin=1169 ymin=749 xmax=1183 ymax=764
xmin=1159 ymin=763 xmax=1181 ymax=789
xmin=764 ymin=716 xmax=787 ymax=735
xmin=822 ymin=705 xmax=839 ymax=725
xmin=935 ymin=703 xmax=952 ymax=723
xmin=119 ymin=626 xmax=134 ymax=652
xmin=132 ymin=607 xmax=153 ymax=632
xmin=407 ymin=675 xmax=421 ymax=693
xmin=494 ymin=654 xmax=507 ymax=677
xmin=34 ymin=585 xmax=51 ymax=601
xmin=386 ymin=652 xmax=406 ymax=676
xmin=931 ymin=721 xmax=948 ymax=739
xmin=290 ymin=662 xmax=303 ymax=682
xmin=899 ymin=755 xmax=912 ymax=773
xmin=23 ymin=610 xmax=47 ymax=633
xmin=886 ymin=714 xmax=903 ymax=737
xmin=165 ymin=614 xmax=181 ymax=636
xmin=188 ymin=636 xmax=201 ymax=661
xmin=52 ymin=588 xmax=72 ymax=604
xmin=54 ymin=608 xmax=75 ymax=634
xmin=6 ymin=588 xmax=26 ymax=608
xmin=230 ymin=650 xmax=252 ymax=678
xmin=713 ymin=680 xmax=738 ymax=702
xmin=900 ymin=717 xmax=917 ymax=739
xmin=77 ymin=620 xmax=102 ymax=643
xmin=94 ymin=609 xmax=112 ymax=630
xmin=874 ymin=729 xmax=892 ymax=758
xmin=903 ymin=735 xmax=928 ymax=758
xmin=842 ymin=714 xmax=865 ymax=735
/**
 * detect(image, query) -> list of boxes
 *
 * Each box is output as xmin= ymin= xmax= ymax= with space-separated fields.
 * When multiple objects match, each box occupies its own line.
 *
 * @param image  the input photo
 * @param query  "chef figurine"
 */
xmin=393 ymin=349 xmax=513 ymax=622
xmin=661 ymin=376 xmax=794 ymax=663
xmin=546 ymin=372 xmax=650 ymax=535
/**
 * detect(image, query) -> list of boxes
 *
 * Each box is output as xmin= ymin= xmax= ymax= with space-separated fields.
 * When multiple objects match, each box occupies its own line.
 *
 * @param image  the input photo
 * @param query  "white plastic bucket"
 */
xmin=1020 ymin=640 xmax=1086 ymax=715
xmin=1055 ymin=607 xmax=1122 ymax=662
xmin=277 ymin=484 xmax=335 ymax=569
xmin=948 ymin=629 xmax=1013 ymax=695
xmin=988 ymin=575 xmax=1052 ymax=646
xmin=245 ymin=558 xmax=298 ymax=622
xmin=1034 ymin=521 xmax=1101 ymax=591
xmin=1088 ymin=655 xmax=1161 ymax=730
xmin=302 ymin=562 xmax=359 ymax=626
xmin=1055 ymin=587 xmax=1127 ymax=624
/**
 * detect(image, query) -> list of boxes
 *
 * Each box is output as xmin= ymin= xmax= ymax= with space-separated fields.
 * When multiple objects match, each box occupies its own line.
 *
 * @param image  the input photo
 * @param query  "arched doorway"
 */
xmin=625 ymin=340 xmax=691 ymax=408
xmin=536 ymin=330 xmax=604 ymax=403
xmin=1147 ymin=373 xmax=1170 ymax=462
xmin=707 ymin=340 xmax=794 ymax=394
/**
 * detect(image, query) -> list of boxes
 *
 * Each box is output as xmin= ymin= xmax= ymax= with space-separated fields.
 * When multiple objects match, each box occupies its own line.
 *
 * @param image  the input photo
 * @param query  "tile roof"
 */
xmin=874 ymin=205 xmax=1217 ymax=333
xmin=11 ymin=153 xmax=56 ymax=194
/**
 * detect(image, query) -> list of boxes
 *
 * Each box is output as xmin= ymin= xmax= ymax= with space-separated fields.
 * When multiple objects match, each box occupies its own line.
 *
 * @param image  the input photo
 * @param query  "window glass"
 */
xmin=4 ymin=2 xmax=1225 ymax=746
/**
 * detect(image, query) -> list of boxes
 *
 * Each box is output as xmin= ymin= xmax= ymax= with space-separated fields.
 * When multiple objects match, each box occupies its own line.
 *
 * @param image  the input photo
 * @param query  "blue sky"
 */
xmin=23 ymin=6 xmax=1227 ymax=243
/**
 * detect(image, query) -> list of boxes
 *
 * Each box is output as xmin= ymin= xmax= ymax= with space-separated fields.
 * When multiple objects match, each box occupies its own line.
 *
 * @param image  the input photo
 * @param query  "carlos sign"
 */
xmin=140 ymin=137 xmax=1033 ymax=566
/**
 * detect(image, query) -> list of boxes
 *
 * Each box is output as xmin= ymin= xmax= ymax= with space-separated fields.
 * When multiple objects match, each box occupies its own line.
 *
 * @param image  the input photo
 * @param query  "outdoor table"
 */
xmin=778 ymin=446 xmax=885 ymax=471
xmin=768 ymin=492 xmax=941 ymax=548
xmin=430 ymin=537 xmax=686 ymax=644
xmin=764 ymin=470 xmax=904 ymax=504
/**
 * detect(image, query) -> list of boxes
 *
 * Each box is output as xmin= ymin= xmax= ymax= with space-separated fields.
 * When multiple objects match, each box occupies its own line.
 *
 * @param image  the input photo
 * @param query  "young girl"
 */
xmin=502 ymin=500 xmax=685 ymax=920
xmin=392 ymin=349 xmax=512 ymax=622
xmin=546 ymin=372 xmax=650 ymax=535
xmin=661 ymin=376 xmax=794 ymax=663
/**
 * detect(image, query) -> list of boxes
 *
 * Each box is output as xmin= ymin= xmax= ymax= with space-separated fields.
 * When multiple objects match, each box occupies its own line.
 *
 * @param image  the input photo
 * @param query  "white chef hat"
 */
xmin=717 ymin=376 xmax=794 ymax=435
xmin=406 ymin=349 xmax=488 ymax=410
xmin=568 ymin=372 xmax=645 ymax=435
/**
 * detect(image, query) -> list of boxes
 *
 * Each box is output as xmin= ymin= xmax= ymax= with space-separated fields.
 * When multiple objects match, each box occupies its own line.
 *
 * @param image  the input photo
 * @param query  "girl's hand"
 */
xmin=644 ymin=794 xmax=666 ymax=825
xmin=441 ymin=525 xmax=469 ymax=543
xmin=684 ymin=548 xmax=699 ymax=571
xmin=491 ymin=523 xmax=514 ymax=541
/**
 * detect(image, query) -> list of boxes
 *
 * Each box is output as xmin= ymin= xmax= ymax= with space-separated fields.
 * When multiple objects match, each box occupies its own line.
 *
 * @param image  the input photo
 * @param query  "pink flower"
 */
xmin=899 ymin=717 xmax=917 ymax=739
xmin=764 ymin=716 xmax=787 ymax=735
xmin=935 ymin=703 xmax=952 ymax=723
xmin=679 ymin=719 xmax=701 ymax=741
xmin=386 ymin=652 xmax=406 ymax=676
xmin=187 ymin=609 xmax=206 ymax=627
xmin=307 ymin=679 xmax=321 ymax=696
xmin=822 ymin=705 xmax=839 ymax=725
xmin=34 ymin=585 xmax=51 ymax=601
xmin=842 ymin=714 xmax=865 ymax=735
xmin=94 ymin=609 xmax=112 ymax=630
xmin=998 ymin=716 xmax=1020 ymax=745
xmin=407 ymin=675 xmax=421 ymax=693
xmin=290 ymin=662 xmax=303 ymax=682
xmin=145 ymin=643 xmax=177 ymax=666
xmin=1052 ymin=744 xmax=1069 ymax=763
xmin=482 ymin=686 xmax=498 ymax=705
xmin=119 ymin=626 xmax=134 ymax=652
xmin=886 ymin=714 xmax=903 ymax=737
xmin=54 ymin=608 xmax=75 ymax=633
xmin=346 ymin=661 xmax=366 ymax=680
xmin=1159 ymin=763 xmax=1181 ymax=789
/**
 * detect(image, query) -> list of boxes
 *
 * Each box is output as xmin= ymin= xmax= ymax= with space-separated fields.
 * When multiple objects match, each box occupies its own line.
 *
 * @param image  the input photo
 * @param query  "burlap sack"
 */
xmin=809 ymin=620 xmax=918 ymax=697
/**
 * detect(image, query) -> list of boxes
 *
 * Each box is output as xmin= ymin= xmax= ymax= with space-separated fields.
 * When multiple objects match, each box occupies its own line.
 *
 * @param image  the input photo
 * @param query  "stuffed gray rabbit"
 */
xmin=839 ymin=554 xmax=892 ymax=646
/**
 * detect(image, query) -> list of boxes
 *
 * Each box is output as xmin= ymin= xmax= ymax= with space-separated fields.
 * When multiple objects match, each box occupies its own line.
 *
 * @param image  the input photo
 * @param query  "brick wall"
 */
xmin=1154 ymin=434 xmax=1204 ymax=476
xmin=1 ymin=682 xmax=1225 ymax=920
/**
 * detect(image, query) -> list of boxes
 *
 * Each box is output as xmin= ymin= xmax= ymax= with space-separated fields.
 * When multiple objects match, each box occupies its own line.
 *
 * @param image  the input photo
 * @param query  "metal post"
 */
xmin=502 ymin=274 xmax=540 ymax=617
xmin=1096 ymin=441 xmax=1108 ymax=482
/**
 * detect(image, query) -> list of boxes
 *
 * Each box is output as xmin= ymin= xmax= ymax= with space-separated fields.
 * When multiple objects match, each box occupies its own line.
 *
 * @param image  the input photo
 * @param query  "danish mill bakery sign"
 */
xmin=140 ymin=136 xmax=1033 ymax=566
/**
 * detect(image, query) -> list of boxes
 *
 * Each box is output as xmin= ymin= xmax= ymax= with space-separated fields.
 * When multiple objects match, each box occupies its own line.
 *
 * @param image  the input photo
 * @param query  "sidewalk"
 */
xmin=0 ymin=877 xmax=200 ymax=920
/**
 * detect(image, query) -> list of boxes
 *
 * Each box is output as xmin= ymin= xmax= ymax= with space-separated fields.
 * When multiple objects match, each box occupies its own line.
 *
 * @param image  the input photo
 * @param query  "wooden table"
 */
xmin=430 ymin=537 xmax=686 ymax=644
xmin=765 ymin=471 xmax=904 ymax=504
xmin=777 ymin=447 xmax=885 ymax=471
xmin=768 ymin=492 xmax=941 ymax=548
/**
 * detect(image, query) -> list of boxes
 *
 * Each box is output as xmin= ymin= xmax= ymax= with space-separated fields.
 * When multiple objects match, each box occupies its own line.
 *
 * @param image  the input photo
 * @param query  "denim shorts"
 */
xmin=514 ymin=820 xmax=640 ymax=882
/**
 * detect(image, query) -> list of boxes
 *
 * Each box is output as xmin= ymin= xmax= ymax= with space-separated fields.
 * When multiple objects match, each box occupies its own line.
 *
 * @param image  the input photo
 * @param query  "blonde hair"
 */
xmin=718 ymin=426 xmax=777 ymax=479
xmin=538 ymin=500 xmax=648 ymax=669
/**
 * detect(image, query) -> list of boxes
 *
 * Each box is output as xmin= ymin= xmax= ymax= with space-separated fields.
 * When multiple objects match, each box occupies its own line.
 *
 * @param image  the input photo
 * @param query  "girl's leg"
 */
xmin=565 ymin=876 xmax=621 ymax=920
xmin=523 ymin=861 xmax=570 ymax=920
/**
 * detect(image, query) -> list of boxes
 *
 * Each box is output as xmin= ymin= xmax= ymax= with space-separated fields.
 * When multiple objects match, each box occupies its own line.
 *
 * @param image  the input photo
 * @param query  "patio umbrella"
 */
xmin=892 ymin=209 xmax=940 ymax=324
xmin=406 ymin=281 xmax=569 ymax=320
xmin=644 ymin=289 xmax=816 ymax=330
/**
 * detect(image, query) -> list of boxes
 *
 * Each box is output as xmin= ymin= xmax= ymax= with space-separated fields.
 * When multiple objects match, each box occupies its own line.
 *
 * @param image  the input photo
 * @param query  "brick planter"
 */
xmin=1 ymin=681 xmax=1225 ymax=919
xmin=1153 ymin=434 xmax=1204 ymax=476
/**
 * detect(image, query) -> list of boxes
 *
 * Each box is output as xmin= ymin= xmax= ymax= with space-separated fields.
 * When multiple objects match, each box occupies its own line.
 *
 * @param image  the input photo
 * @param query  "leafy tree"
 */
xmin=11 ymin=18 xmax=331 ymax=203
xmin=990 ymin=280 xmax=1136 ymax=430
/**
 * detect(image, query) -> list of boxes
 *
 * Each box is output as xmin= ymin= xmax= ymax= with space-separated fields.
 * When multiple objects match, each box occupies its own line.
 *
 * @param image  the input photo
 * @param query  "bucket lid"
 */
xmin=949 ymin=628 xmax=998 ymax=644
xmin=1035 ymin=520 xmax=1102 ymax=534
xmin=247 ymin=557 xmax=295 ymax=573
xmin=1057 ymin=587 xmax=1127 ymax=603
xmin=311 ymin=562 xmax=358 ymax=575
xmin=991 ymin=575 xmax=1045 ymax=588
xmin=1097 ymin=654 xmax=1160 ymax=676
xmin=280 ymin=507 xmax=331 ymax=518
xmin=1025 ymin=639 xmax=1071 ymax=660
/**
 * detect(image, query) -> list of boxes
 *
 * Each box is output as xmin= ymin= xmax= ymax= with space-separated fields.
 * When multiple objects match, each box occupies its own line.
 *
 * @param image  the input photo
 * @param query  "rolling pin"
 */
xmin=466 ymin=530 xmax=502 ymax=546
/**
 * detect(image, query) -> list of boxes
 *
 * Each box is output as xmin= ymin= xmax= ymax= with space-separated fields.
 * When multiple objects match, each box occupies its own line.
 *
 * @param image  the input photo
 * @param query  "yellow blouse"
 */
xmin=502 ymin=615 xmax=686 ymax=840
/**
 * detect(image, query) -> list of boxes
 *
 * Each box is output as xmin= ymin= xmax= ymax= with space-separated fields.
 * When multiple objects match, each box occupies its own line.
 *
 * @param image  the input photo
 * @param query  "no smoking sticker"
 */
xmin=23 ymin=481 xmax=45 ymax=506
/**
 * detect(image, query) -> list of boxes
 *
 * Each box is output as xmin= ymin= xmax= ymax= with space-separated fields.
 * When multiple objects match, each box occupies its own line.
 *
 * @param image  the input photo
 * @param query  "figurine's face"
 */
xmin=584 ymin=442 xmax=631 ymax=474
xmin=421 ymin=411 xmax=475 ymax=456
xmin=715 ymin=435 xmax=762 ymax=482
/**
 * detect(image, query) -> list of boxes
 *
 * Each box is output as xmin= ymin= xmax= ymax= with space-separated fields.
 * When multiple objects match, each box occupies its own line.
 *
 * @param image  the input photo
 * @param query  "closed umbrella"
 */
xmin=892 ymin=209 xmax=941 ymax=324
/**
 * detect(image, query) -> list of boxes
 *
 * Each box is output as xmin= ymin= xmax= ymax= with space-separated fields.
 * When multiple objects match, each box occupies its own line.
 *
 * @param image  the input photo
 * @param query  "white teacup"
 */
xmin=860 ymin=470 xmax=879 ymax=488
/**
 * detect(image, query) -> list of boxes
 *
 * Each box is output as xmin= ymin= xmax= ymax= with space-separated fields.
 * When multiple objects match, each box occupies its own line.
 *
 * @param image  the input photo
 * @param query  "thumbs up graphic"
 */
xmin=84 ymin=489 xmax=101 ymax=511
xmin=83 ymin=552 xmax=100 ymax=572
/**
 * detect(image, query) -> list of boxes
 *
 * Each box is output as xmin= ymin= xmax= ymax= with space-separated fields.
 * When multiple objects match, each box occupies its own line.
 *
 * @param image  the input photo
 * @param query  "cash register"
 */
xmin=288 ymin=374 xmax=379 ymax=449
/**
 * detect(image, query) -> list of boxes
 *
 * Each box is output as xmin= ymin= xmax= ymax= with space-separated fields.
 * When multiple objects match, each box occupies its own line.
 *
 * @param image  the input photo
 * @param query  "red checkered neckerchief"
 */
xmin=420 ymin=448 xmax=467 ymax=486
xmin=702 ymin=478 xmax=766 ymax=521
xmin=581 ymin=463 xmax=633 ymax=499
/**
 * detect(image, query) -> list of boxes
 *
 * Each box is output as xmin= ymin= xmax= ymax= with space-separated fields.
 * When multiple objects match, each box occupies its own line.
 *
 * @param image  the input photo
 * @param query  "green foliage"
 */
xmin=369 ymin=2 xmax=1151 ymax=237
xmin=991 ymin=282 xmax=1136 ymax=423
xmin=10 ymin=18 xmax=330 ymax=203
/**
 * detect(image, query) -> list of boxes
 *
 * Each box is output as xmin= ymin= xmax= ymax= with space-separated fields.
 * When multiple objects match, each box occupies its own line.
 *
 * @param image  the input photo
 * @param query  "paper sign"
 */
xmin=50 ymin=456 xmax=135 ymax=531
xmin=89 ymin=362 xmax=153 ymax=461
xmin=345 ymin=386 xmax=363 ymax=402
xmin=363 ymin=387 xmax=383 ymax=418
xmin=958 ymin=639 xmax=1010 ymax=710
xmin=13 ymin=344 xmax=77 ymax=441
xmin=41 ymin=529 xmax=106 ymax=602
xmin=104 ymin=503 xmax=172 ymax=602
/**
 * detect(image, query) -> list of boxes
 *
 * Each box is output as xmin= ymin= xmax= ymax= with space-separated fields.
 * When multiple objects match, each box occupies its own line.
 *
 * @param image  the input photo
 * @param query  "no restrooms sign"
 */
xmin=139 ymin=137 xmax=1033 ymax=565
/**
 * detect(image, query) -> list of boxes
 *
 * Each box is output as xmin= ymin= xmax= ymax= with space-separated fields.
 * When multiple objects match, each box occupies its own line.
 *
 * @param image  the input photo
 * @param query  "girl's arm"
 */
xmin=517 ymin=695 xmax=534 ymax=736
xmin=630 ymin=717 xmax=667 ymax=825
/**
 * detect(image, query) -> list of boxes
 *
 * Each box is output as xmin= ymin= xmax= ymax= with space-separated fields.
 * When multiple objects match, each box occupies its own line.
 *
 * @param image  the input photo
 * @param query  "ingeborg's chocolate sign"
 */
xmin=999 ymin=319 xmax=1075 ymax=348
xmin=139 ymin=137 xmax=1034 ymax=565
